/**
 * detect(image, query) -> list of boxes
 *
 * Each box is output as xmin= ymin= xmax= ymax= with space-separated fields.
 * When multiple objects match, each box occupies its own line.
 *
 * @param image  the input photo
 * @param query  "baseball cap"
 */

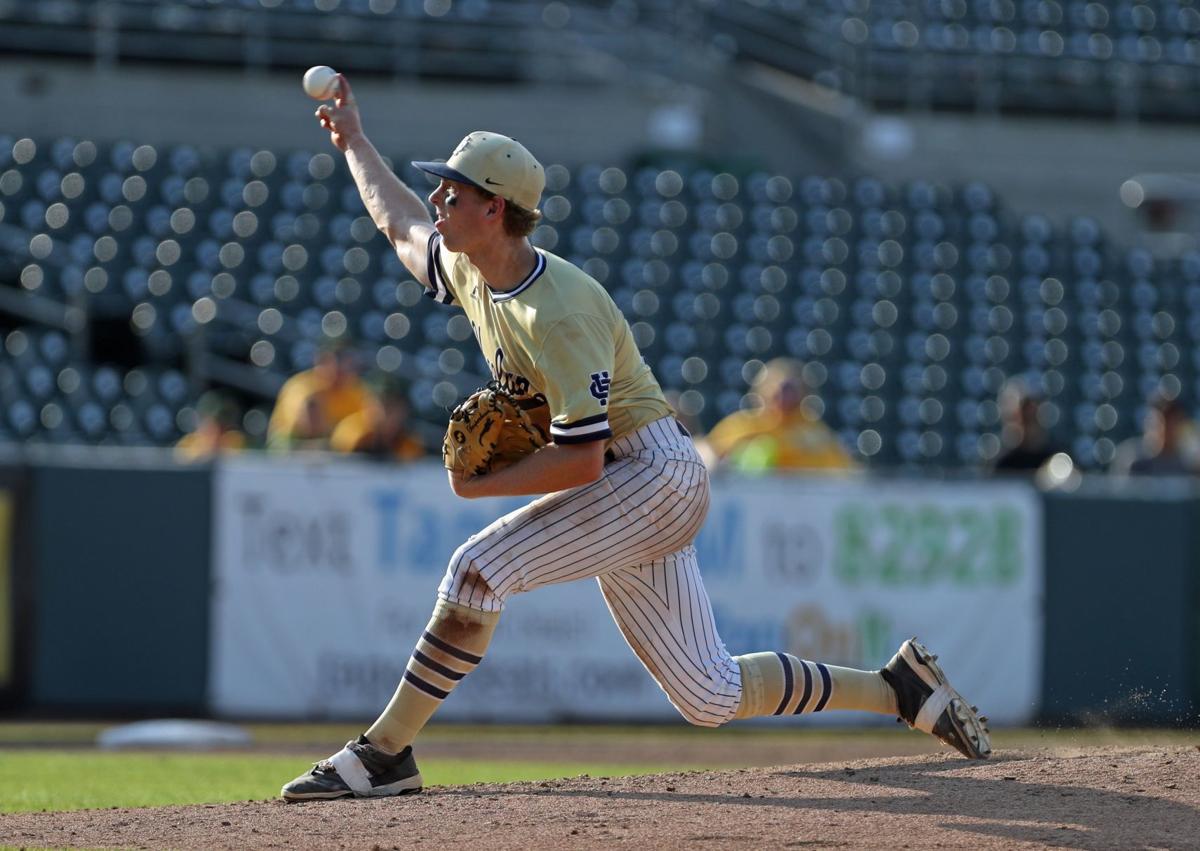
xmin=413 ymin=131 xmax=545 ymax=213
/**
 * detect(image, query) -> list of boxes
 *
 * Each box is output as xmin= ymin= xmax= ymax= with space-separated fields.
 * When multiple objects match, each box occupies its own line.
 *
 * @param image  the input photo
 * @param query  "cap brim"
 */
xmin=411 ymin=161 xmax=485 ymax=192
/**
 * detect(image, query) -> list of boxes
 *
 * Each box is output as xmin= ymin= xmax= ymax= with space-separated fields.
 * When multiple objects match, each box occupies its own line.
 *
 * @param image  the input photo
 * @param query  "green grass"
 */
xmin=0 ymin=721 xmax=836 ymax=747
xmin=1 ymin=724 xmax=1195 ymax=814
xmin=0 ymin=750 xmax=692 ymax=814
xmin=2 ymin=721 xmax=1197 ymax=750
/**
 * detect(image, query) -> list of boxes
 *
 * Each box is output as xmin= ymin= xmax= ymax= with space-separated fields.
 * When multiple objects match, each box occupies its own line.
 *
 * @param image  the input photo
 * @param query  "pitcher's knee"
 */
xmin=668 ymin=687 xmax=739 ymax=728
xmin=439 ymin=543 xmax=502 ymax=611
xmin=676 ymin=707 xmax=723 ymax=728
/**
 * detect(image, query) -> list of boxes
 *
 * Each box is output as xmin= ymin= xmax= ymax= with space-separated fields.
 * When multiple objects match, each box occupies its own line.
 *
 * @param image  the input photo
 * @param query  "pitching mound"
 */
xmin=3 ymin=746 xmax=1197 ymax=849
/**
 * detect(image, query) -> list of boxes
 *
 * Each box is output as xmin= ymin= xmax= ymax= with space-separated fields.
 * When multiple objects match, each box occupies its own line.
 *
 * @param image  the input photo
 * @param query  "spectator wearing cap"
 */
xmin=700 ymin=357 xmax=857 ymax=473
xmin=175 ymin=391 xmax=246 ymax=461
xmin=1111 ymin=394 xmax=1198 ymax=476
xmin=267 ymin=340 xmax=380 ymax=451
xmin=990 ymin=380 xmax=1067 ymax=474
xmin=331 ymin=378 xmax=425 ymax=462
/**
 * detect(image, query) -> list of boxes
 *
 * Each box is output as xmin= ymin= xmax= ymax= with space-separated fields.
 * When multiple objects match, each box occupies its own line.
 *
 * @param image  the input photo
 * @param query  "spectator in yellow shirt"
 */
xmin=267 ymin=340 xmax=379 ymax=451
xmin=330 ymin=378 xmax=426 ymax=462
xmin=701 ymin=357 xmax=857 ymax=473
xmin=175 ymin=391 xmax=246 ymax=461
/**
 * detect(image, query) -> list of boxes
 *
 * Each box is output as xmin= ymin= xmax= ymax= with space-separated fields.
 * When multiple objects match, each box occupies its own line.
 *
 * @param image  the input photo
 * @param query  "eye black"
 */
xmin=447 ymin=196 xmax=458 ymax=207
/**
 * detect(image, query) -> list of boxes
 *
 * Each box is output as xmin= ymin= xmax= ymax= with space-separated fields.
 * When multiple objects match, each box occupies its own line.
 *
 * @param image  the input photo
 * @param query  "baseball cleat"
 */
xmin=881 ymin=638 xmax=992 ymax=759
xmin=281 ymin=735 xmax=423 ymax=801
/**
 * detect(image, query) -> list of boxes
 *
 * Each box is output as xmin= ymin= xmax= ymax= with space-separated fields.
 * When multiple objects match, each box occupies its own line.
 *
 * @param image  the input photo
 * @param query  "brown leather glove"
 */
xmin=443 ymin=384 xmax=548 ymax=477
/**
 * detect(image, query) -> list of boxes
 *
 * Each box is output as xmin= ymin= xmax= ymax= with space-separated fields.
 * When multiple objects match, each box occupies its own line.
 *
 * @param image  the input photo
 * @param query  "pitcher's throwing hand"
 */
xmin=314 ymin=74 xmax=362 ymax=152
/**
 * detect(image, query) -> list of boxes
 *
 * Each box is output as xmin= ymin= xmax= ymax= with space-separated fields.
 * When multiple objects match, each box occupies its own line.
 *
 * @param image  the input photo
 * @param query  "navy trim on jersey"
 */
xmin=488 ymin=250 xmax=546 ymax=303
xmin=424 ymin=233 xmax=455 ymax=305
xmin=773 ymin=652 xmax=794 ymax=715
xmin=422 ymin=233 xmax=546 ymax=304
xmin=551 ymin=412 xmax=612 ymax=444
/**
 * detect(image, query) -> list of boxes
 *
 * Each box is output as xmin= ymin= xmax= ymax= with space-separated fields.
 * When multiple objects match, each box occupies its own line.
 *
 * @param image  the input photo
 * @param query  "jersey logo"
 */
xmin=491 ymin=347 xmax=531 ymax=397
xmin=589 ymin=371 xmax=611 ymax=407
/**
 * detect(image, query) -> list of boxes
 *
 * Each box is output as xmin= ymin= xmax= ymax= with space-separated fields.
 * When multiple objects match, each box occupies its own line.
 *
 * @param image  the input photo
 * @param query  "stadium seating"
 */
xmin=694 ymin=0 xmax=1200 ymax=119
xmin=3 ymin=1 xmax=1194 ymax=119
xmin=0 ymin=0 xmax=676 ymax=84
xmin=1 ymin=132 xmax=1194 ymax=469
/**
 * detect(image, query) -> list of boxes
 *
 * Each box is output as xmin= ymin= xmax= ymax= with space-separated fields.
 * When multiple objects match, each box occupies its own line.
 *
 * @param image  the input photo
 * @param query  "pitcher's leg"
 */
xmin=281 ymin=596 xmax=497 ymax=802
xmin=721 ymin=641 xmax=987 ymax=757
xmin=731 ymin=653 xmax=896 ymax=718
xmin=365 ymin=599 xmax=499 ymax=753
xmin=598 ymin=545 xmax=901 ymax=726
xmin=360 ymin=455 xmax=706 ymax=755
xmin=597 ymin=547 xmax=741 ymax=726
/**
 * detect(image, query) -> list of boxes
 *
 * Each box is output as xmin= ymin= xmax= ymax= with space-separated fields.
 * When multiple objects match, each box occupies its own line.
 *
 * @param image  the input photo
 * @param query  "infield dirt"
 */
xmin=2 ymin=745 xmax=1196 ymax=849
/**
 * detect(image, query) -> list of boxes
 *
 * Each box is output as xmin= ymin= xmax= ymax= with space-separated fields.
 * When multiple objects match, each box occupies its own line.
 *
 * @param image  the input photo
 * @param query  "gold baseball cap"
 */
xmin=413 ymin=131 xmax=545 ymax=213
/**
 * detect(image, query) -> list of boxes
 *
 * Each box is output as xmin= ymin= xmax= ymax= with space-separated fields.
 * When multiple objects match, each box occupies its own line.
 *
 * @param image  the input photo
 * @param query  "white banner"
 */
xmin=210 ymin=458 xmax=1042 ymax=724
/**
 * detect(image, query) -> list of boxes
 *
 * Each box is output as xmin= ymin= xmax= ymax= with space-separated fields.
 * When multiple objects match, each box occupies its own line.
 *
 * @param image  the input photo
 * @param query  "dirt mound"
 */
xmin=3 ymin=746 xmax=1196 ymax=849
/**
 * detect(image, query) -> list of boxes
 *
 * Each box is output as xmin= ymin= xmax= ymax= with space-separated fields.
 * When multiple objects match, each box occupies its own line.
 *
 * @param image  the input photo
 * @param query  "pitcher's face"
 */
xmin=429 ymin=179 xmax=500 ymax=253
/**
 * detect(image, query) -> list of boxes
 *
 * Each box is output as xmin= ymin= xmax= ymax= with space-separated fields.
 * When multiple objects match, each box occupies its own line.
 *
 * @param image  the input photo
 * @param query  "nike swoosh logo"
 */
xmin=484 ymin=178 xmax=504 ymax=186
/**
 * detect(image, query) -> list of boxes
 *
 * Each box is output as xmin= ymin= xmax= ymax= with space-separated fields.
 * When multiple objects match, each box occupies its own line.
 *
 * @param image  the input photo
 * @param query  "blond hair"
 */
xmin=472 ymin=185 xmax=542 ymax=238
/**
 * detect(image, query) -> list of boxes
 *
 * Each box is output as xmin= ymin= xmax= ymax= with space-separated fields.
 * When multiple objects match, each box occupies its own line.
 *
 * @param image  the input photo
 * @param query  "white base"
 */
xmin=97 ymin=719 xmax=252 ymax=750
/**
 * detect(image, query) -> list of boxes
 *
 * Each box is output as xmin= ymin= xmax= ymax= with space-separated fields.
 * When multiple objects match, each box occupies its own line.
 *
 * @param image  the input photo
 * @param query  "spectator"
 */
xmin=331 ymin=378 xmax=425 ymax=461
xmin=175 ymin=391 xmax=245 ymax=461
xmin=1111 ymin=394 xmax=1198 ymax=476
xmin=700 ymin=357 xmax=857 ymax=473
xmin=267 ymin=340 xmax=379 ymax=451
xmin=990 ymin=380 xmax=1065 ymax=474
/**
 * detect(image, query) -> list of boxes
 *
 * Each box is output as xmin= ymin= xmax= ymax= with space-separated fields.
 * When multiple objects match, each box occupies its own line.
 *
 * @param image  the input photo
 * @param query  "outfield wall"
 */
xmin=0 ymin=452 xmax=1195 ymax=725
xmin=208 ymin=458 xmax=1041 ymax=725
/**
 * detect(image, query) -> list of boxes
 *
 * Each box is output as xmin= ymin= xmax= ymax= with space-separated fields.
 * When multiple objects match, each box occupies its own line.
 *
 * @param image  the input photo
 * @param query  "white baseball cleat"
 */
xmin=881 ymin=637 xmax=992 ymax=759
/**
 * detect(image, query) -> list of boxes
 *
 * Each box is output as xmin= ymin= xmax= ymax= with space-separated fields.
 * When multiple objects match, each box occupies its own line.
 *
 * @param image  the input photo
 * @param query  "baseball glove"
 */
xmin=443 ymin=383 xmax=548 ymax=477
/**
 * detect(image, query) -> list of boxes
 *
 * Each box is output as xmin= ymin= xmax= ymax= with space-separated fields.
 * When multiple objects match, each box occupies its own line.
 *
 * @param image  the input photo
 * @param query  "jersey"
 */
xmin=425 ymin=233 xmax=671 ymax=446
xmin=267 ymin=369 xmax=377 ymax=447
xmin=705 ymin=408 xmax=857 ymax=472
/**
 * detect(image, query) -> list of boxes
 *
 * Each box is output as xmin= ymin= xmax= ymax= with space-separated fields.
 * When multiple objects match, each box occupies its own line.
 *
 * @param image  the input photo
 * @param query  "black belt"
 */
xmin=604 ymin=419 xmax=690 ymax=464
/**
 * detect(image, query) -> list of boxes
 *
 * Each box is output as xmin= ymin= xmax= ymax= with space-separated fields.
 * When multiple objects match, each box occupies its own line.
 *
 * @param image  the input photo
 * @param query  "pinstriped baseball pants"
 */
xmin=438 ymin=416 xmax=742 ymax=726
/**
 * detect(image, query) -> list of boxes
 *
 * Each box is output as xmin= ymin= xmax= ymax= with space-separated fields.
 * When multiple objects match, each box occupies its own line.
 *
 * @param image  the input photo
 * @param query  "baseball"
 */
xmin=302 ymin=65 xmax=339 ymax=100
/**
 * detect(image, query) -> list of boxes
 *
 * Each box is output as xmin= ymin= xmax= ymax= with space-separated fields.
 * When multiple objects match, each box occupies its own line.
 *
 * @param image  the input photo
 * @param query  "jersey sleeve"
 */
xmin=423 ymin=232 xmax=459 ymax=305
xmin=535 ymin=313 xmax=616 ymax=444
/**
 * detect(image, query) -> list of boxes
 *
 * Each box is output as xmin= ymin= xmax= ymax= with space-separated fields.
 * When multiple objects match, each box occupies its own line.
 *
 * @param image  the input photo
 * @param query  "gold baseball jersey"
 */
xmin=425 ymin=233 xmax=671 ymax=445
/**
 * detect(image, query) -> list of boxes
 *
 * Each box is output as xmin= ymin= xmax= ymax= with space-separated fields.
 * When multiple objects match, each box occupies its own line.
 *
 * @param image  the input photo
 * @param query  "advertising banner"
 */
xmin=211 ymin=458 xmax=1041 ymax=724
xmin=699 ymin=475 xmax=1041 ymax=725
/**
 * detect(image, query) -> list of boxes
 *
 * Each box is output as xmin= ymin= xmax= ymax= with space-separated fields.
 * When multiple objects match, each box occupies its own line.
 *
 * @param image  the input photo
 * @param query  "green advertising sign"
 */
xmin=834 ymin=502 xmax=1023 ymax=588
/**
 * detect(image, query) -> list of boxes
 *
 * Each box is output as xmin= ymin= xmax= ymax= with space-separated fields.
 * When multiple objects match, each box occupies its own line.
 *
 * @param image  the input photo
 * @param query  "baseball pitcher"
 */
xmin=282 ymin=76 xmax=990 ymax=801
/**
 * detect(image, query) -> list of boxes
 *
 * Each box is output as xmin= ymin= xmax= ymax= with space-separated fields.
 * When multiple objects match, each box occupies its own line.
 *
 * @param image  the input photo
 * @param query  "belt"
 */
xmin=604 ymin=419 xmax=690 ymax=464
